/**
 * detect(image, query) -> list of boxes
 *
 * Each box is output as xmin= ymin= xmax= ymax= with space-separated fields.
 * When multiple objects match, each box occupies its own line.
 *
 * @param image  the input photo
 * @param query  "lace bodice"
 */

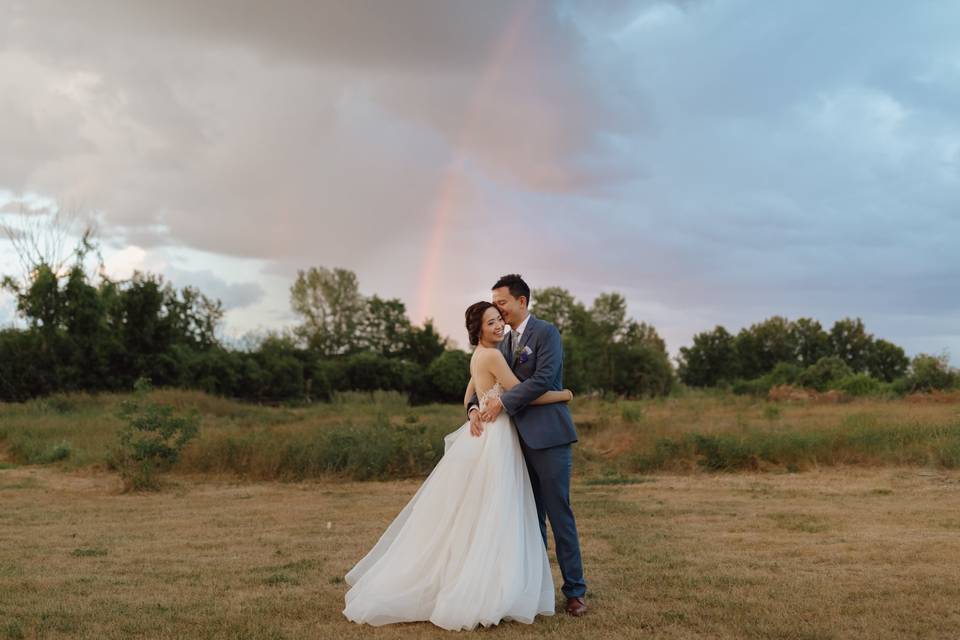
xmin=477 ymin=382 xmax=503 ymax=408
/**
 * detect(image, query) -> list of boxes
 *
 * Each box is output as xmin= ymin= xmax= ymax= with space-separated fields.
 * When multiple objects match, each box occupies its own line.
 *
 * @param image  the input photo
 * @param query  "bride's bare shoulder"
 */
xmin=474 ymin=346 xmax=506 ymax=365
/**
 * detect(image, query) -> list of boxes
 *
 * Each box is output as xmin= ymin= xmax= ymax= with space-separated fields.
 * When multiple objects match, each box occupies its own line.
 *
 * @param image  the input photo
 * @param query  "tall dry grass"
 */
xmin=2 ymin=388 xmax=960 ymax=480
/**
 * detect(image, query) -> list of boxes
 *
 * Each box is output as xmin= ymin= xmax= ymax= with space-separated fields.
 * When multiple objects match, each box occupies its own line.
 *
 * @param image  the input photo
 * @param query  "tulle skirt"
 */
xmin=342 ymin=414 xmax=554 ymax=630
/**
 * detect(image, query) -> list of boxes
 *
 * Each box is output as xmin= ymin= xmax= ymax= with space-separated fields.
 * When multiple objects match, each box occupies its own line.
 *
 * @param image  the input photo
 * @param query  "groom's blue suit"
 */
xmin=468 ymin=314 xmax=586 ymax=600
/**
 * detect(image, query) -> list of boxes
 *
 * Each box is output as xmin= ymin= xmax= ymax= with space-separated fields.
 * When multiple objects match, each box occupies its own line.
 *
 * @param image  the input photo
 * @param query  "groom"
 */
xmin=467 ymin=274 xmax=587 ymax=617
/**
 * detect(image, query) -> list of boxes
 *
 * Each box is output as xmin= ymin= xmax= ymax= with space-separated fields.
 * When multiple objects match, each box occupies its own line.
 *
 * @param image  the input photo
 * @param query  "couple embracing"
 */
xmin=343 ymin=274 xmax=588 ymax=630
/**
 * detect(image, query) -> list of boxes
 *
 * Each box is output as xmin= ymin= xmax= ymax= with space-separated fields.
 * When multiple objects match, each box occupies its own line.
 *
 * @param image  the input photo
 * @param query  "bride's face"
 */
xmin=480 ymin=306 xmax=506 ymax=345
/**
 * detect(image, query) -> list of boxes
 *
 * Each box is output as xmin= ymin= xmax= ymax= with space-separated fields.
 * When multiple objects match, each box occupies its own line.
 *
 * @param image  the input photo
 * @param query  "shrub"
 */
xmin=5 ymin=435 xmax=72 ymax=465
xmin=692 ymin=434 xmax=758 ymax=471
xmin=113 ymin=378 xmax=200 ymax=491
xmin=833 ymin=373 xmax=882 ymax=397
xmin=732 ymin=377 xmax=771 ymax=397
xmin=768 ymin=362 xmax=803 ymax=386
xmin=907 ymin=353 xmax=957 ymax=392
xmin=426 ymin=350 xmax=471 ymax=402
xmin=798 ymin=356 xmax=854 ymax=392
xmin=732 ymin=362 xmax=804 ymax=397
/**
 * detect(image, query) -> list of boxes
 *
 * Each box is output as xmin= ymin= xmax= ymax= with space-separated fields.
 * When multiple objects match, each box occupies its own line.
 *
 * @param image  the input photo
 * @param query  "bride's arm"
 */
xmin=481 ymin=350 xmax=571 ymax=405
xmin=531 ymin=388 xmax=573 ymax=405
xmin=464 ymin=378 xmax=476 ymax=408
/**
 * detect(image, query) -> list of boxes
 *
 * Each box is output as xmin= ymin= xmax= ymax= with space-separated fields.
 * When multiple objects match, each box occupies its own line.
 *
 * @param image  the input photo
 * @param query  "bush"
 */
xmin=113 ymin=378 xmax=200 ymax=491
xmin=907 ymin=353 xmax=957 ymax=392
xmin=833 ymin=374 xmax=882 ymax=397
xmin=183 ymin=413 xmax=447 ymax=481
xmin=798 ymin=356 xmax=854 ymax=392
xmin=5 ymin=435 xmax=73 ymax=464
xmin=426 ymin=350 xmax=471 ymax=402
xmin=343 ymin=352 xmax=419 ymax=393
xmin=768 ymin=362 xmax=803 ymax=386
xmin=731 ymin=377 xmax=771 ymax=396
xmin=731 ymin=362 xmax=804 ymax=397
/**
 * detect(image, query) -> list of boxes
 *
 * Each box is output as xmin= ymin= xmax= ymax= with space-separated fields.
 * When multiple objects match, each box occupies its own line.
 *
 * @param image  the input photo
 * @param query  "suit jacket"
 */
xmin=468 ymin=314 xmax=578 ymax=450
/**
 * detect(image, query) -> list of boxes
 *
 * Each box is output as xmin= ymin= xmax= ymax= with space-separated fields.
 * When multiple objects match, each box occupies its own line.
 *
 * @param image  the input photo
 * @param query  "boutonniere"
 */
xmin=519 ymin=345 xmax=533 ymax=364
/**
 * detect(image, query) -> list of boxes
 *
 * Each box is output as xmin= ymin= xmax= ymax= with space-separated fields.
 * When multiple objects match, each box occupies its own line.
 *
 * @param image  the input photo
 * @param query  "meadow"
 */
xmin=3 ymin=390 xmax=960 ymax=638
xmin=2 ymin=388 xmax=960 ymax=480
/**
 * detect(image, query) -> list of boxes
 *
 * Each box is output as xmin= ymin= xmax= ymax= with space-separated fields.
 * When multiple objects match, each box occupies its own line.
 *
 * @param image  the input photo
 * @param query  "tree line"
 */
xmin=677 ymin=317 xmax=956 ymax=395
xmin=0 ymin=218 xmax=953 ymax=403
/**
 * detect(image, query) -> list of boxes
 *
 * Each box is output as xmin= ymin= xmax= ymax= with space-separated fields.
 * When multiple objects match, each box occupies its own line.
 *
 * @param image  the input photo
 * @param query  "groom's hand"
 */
xmin=480 ymin=397 xmax=503 ymax=422
xmin=469 ymin=408 xmax=484 ymax=437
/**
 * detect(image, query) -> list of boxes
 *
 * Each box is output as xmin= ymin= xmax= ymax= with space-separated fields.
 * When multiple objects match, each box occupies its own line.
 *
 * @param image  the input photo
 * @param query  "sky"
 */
xmin=1 ymin=0 xmax=958 ymax=361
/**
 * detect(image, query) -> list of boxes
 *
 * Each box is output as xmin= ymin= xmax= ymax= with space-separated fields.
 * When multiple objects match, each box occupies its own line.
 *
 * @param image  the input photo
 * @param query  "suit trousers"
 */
xmin=519 ymin=438 xmax=587 ymax=599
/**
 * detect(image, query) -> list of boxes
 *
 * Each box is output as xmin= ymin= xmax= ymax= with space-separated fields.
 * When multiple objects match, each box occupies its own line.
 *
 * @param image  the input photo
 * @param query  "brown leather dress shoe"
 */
xmin=565 ymin=596 xmax=587 ymax=617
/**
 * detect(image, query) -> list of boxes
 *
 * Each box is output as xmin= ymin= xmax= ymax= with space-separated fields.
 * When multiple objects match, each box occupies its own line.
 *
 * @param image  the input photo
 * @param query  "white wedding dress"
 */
xmin=342 ymin=383 xmax=555 ymax=630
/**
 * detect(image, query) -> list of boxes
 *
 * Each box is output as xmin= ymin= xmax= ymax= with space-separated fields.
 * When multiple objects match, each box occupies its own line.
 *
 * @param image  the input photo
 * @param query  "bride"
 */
xmin=342 ymin=301 xmax=573 ymax=631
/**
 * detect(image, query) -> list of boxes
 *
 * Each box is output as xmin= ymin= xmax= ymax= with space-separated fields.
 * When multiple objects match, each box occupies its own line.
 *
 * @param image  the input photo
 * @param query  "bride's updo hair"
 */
xmin=465 ymin=301 xmax=496 ymax=347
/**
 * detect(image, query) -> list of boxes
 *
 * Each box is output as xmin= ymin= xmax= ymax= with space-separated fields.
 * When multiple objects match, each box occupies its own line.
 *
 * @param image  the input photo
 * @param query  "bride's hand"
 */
xmin=565 ymin=389 xmax=574 ymax=402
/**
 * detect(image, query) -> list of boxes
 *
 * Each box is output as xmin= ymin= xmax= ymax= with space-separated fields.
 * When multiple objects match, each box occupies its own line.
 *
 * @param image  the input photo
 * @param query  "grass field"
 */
xmin=2 ymin=465 xmax=960 ymax=639
xmin=3 ymin=389 xmax=960 ymax=480
xmin=3 ymin=390 xmax=960 ymax=638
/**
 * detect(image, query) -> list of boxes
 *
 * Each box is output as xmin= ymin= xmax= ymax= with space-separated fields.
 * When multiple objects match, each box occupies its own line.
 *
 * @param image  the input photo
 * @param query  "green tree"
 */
xmin=829 ymin=317 xmax=873 ymax=373
xmin=866 ymin=339 xmax=909 ymax=382
xmin=290 ymin=266 xmax=365 ymax=355
xmin=906 ymin=353 xmax=957 ymax=392
xmin=590 ymin=292 xmax=629 ymax=342
xmin=531 ymin=287 xmax=582 ymax=334
xmin=734 ymin=316 xmax=797 ymax=380
xmin=790 ymin=317 xmax=831 ymax=366
xmin=361 ymin=295 xmax=412 ymax=357
xmin=401 ymin=319 xmax=448 ymax=367
xmin=678 ymin=326 xmax=739 ymax=387
xmin=427 ymin=350 xmax=471 ymax=402
xmin=797 ymin=356 xmax=853 ymax=391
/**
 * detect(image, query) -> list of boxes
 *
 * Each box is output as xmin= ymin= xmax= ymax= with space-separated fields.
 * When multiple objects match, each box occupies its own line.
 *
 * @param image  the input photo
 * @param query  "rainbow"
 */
xmin=414 ymin=1 xmax=536 ymax=322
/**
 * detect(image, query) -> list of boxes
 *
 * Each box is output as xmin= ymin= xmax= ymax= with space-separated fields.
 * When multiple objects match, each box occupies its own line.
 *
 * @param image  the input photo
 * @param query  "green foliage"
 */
xmin=677 ymin=326 xmax=738 ymax=387
xmin=693 ymin=434 xmax=759 ymax=471
xmin=905 ymin=353 xmax=957 ymax=392
xmin=531 ymin=286 xmax=581 ymax=334
xmin=681 ymin=316 xmax=913 ymax=394
xmin=791 ymin=318 xmax=831 ymax=366
xmin=829 ymin=317 xmax=873 ymax=373
xmin=735 ymin=316 xmax=797 ymax=380
xmin=543 ymin=289 xmax=673 ymax=397
xmin=629 ymin=420 xmax=960 ymax=473
xmin=866 ymin=339 xmax=910 ymax=382
xmin=113 ymin=378 xmax=200 ymax=491
xmin=360 ymin=295 xmax=411 ymax=357
xmin=834 ymin=374 xmax=883 ymax=397
xmin=187 ymin=413 xmax=447 ymax=481
xmin=763 ymin=404 xmax=782 ymax=421
xmin=426 ymin=350 xmax=471 ymax=402
xmin=5 ymin=435 xmax=72 ymax=464
xmin=798 ymin=356 xmax=854 ymax=392
xmin=731 ymin=377 xmax=770 ymax=396
xmin=732 ymin=362 xmax=804 ymax=397
xmin=289 ymin=266 xmax=365 ymax=356
xmin=401 ymin=319 xmax=448 ymax=367
xmin=0 ymin=239 xmax=926 ymax=406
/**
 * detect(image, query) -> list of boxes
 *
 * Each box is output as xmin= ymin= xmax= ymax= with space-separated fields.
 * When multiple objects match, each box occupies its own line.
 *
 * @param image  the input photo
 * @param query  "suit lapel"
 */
xmin=519 ymin=315 xmax=537 ymax=352
xmin=512 ymin=315 xmax=537 ymax=368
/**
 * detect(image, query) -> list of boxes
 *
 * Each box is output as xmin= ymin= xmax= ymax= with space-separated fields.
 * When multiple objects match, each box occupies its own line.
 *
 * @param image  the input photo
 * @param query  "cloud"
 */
xmin=0 ymin=1 xmax=958 ymax=362
xmin=164 ymin=267 xmax=265 ymax=310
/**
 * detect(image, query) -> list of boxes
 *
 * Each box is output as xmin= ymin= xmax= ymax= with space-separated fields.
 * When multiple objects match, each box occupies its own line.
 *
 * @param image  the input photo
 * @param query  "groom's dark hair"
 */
xmin=492 ymin=274 xmax=530 ymax=305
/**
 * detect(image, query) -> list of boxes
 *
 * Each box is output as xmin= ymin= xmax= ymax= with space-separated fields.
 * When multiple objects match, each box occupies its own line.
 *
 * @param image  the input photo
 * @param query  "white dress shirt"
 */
xmin=511 ymin=313 xmax=531 ymax=350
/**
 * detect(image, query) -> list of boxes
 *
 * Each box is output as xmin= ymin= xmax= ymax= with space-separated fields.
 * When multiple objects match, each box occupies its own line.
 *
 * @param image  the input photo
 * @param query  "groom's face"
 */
xmin=492 ymin=287 xmax=527 ymax=328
